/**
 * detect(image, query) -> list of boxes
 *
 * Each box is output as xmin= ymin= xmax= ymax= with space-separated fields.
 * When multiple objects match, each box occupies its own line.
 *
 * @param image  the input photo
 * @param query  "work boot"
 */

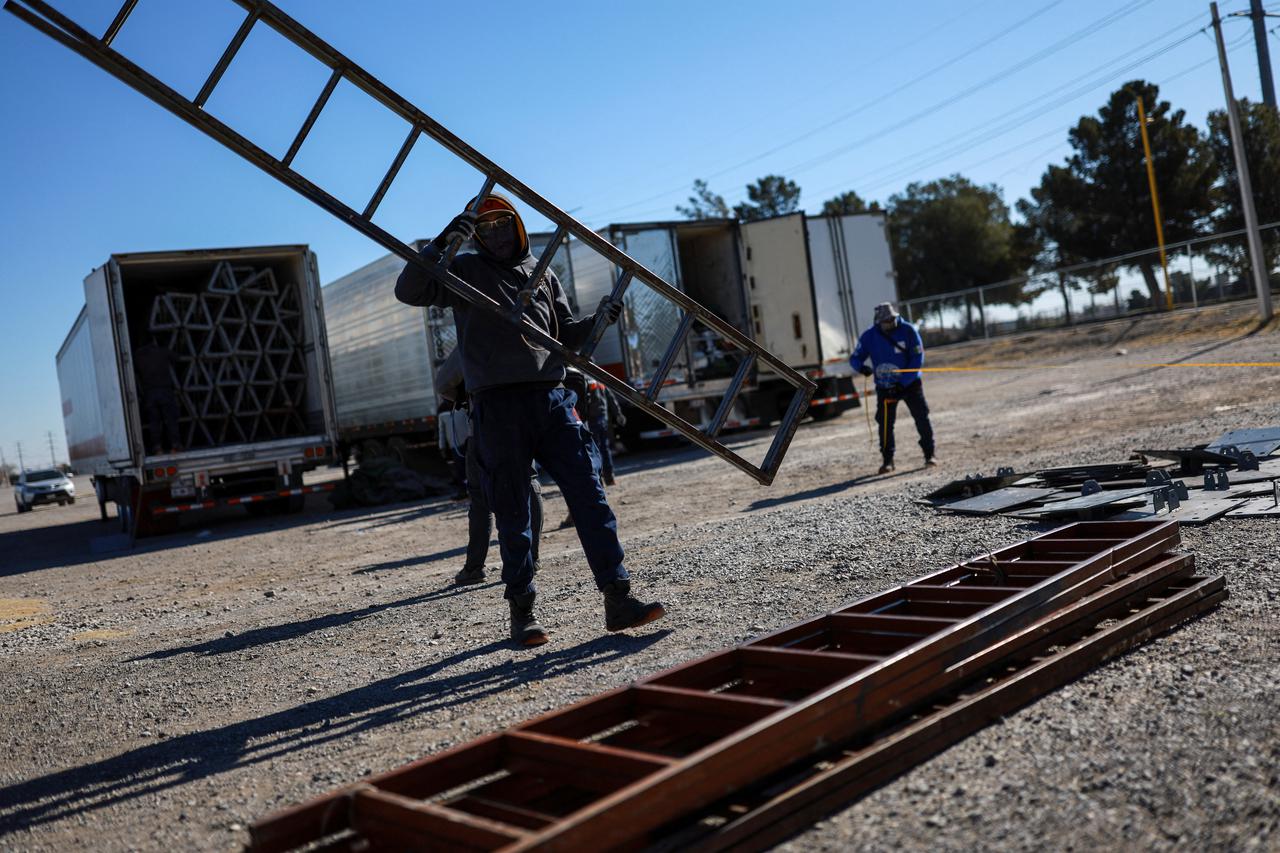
xmin=878 ymin=460 xmax=895 ymax=475
xmin=454 ymin=564 xmax=485 ymax=585
xmin=603 ymin=580 xmax=666 ymax=633
xmin=602 ymin=473 xmax=616 ymax=486
xmin=509 ymin=592 xmax=549 ymax=647
xmin=924 ymin=456 xmax=938 ymax=468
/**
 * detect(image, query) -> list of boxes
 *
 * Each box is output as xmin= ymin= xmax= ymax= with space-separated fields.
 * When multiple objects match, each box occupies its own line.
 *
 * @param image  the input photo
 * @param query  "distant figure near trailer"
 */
xmin=395 ymin=193 xmax=665 ymax=647
xmin=850 ymin=303 xmax=936 ymax=475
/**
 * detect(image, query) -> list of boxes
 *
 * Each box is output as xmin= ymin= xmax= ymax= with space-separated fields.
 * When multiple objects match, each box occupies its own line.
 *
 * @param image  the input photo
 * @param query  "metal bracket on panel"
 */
xmin=1081 ymin=479 xmax=1102 ymax=496
xmin=995 ymin=466 xmax=1015 ymax=476
xmin=1145 ymin=469 xmax=1172 ymax=487
xmin=1203 ymin=469 xmax=1230 ymax=491
xmin=1238 ymin=449 xmax=1259 ymax=471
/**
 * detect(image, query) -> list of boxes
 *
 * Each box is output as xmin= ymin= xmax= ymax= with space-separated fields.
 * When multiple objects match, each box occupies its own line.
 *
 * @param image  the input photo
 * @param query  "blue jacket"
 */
xmin=850 ymin=320 xmax=924 ymax=389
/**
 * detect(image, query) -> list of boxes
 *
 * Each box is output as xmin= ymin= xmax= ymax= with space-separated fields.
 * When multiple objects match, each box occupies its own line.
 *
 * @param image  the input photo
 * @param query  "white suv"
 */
xmin=15 ymin=469 xmax=76 ymax=513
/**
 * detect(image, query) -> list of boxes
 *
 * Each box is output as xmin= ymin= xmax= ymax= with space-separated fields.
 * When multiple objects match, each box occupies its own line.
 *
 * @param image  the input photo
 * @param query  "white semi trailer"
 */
xmin=582 ymin=211 xmax=897 ymax=444
xmin=56 ymin=245 xmax=339 ymax=537
xmin=322 ymin=212 xmax=895 ymax=450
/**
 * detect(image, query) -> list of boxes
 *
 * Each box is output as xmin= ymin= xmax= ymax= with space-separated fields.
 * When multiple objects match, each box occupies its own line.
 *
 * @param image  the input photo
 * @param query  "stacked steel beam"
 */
xmin=249 ymin=520 xmax=1224 ymax=852
xmin=147 ymin=261 xmax=306 ymax=449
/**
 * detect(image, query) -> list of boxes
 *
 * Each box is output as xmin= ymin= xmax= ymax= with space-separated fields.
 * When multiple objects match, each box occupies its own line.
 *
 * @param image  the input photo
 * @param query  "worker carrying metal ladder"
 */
xmin=6 ymin=0 xmax=817 ymax=642
xmin=6 ymin=0 xmax=815 ymax=487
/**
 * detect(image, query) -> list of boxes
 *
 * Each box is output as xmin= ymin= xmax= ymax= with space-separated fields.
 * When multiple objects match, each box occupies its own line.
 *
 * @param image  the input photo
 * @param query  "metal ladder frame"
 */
xmin=6 ymin=0 xmax=816 ymax=485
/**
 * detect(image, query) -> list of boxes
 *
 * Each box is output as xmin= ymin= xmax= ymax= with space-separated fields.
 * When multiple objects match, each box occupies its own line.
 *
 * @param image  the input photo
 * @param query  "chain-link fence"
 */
xmin=900 ymin=223 xmax=1280 ymax=346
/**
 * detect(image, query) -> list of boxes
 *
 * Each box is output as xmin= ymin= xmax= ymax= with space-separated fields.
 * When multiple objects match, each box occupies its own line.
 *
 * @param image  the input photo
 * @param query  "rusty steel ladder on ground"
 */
xmin=5 ymin=0 xmax=815 ymax=485
xmin=241 ymin=519 xmax=1224 ymax=852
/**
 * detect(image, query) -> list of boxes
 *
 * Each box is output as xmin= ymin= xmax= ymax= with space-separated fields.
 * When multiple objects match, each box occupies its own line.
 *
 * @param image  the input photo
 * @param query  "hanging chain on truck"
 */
xmin=5 ymin=0 xmax=816 ymax=485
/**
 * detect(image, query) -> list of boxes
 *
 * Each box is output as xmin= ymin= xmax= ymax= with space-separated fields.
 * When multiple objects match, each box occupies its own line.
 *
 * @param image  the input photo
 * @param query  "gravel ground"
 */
xmin=1 ymin=302 xmax=1278 ymax=851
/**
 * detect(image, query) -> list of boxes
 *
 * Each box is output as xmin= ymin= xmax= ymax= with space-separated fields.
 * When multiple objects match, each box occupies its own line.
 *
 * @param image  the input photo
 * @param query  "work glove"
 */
xmin=597 ymin=296 xmax=624 ymax=325
xmin=433 ymin=211 xmax=477 ymax=249
xmin=857 ymin=363 xmax=873 ymax=377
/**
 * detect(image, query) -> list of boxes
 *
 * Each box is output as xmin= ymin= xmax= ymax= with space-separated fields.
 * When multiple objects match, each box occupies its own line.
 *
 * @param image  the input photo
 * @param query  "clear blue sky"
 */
xmin=0 ymin=0 xmax=1267 ymax=467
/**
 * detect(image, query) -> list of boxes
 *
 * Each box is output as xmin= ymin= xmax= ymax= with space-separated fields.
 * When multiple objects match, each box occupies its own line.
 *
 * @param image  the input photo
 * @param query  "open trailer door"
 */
xmin=741 ymin=213 xmax=819 ymax=369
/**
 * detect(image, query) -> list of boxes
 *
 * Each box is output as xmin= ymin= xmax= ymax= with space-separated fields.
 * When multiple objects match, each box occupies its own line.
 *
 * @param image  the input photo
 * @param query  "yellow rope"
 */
xmin=863 ymin=376 xmax=874 ymax=445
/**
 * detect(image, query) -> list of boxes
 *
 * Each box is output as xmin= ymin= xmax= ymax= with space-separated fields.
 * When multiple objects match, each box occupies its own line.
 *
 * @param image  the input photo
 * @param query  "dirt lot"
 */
xmin=2 ymin=301 xmax=1278 ymax=851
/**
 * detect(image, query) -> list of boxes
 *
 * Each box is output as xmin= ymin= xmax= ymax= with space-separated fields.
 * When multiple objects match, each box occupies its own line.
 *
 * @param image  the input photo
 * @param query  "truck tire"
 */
xmin=68 ymin=497 xmax=76 ymax=505
xmin=15 ymin=496 xmax=30 ymax=514
xmin=809 ymin=403 xmax=841 ymax=421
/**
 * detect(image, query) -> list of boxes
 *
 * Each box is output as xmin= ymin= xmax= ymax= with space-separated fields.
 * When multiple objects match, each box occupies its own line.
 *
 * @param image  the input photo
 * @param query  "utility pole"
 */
xmin=47 ymin=431 xmax=58 ymax=468
xmin=0 ymin=445 xmax=8 ymax=487
xmin=1213 ymin=1 xmax=1274 ymax=321
xmin=16 ymin=441 xmax=25 ymax=473
xmin=1251 ymin=0 xmax=1277 ymax=110
xmin=1135 ymin=95 xmax=1174 ymax=310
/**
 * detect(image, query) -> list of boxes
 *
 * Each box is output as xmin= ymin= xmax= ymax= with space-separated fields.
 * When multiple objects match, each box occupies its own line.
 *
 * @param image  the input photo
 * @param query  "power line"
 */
xmin=739 ymin=0 xmax=1163 ymax=194
xmin=816 ymin=13 xmax=1211 ymax=199
xmin=575 ymin=0 xmax=1053 ymax=224
xmin=568 ymin=0 xmax=1010 ymax=218
xmin=839 ymin=27 xmax=1243 ymax=198
xmin=607 ymin=27 xmax=1241 ymax=225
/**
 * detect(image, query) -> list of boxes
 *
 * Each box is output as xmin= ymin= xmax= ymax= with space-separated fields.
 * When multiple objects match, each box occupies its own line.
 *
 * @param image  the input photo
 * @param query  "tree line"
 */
xmin=676 ymin=80 xmax=1280 ymax=308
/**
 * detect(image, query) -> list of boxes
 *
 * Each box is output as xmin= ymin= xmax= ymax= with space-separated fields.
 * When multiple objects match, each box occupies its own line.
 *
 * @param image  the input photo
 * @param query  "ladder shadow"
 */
xmin=744 ymin=467 xmax=925 ymax=512
xmin=0 ymin=630 xmax=672 ymax=834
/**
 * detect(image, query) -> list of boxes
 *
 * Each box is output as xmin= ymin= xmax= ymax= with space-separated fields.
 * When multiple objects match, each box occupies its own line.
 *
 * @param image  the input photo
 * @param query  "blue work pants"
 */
xmin=874 ymin=380 xmax=934 ymax=463
xmin=463 ymin=439 xmax=542 ymax=571
xmin=589 ymin=414 xmax=614 ymax=479
xmin=471 ymin=386 xmax=627 ymax=599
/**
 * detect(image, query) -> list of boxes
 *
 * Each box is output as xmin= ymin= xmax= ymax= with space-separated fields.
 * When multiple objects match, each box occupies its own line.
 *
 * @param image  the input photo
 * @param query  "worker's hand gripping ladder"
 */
xmin=6 ymin=0 xmax=816 ymax=485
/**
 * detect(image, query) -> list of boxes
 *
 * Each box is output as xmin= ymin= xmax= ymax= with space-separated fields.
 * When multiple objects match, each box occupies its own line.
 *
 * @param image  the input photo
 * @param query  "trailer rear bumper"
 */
xmin=150 ymin=482 xmax=335 ymax=517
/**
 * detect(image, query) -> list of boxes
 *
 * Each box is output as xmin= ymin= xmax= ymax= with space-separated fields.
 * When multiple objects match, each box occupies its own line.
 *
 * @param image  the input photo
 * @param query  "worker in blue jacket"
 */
xmin=850 ymin=302 xmax=937 ymax=474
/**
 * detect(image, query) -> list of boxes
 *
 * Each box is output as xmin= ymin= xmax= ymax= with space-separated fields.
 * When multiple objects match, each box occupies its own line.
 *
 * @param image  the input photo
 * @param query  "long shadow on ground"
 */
xmin=1 ymin=492 xmax=461 ymax=579
xmin=745 ymin=466 xmax=927 ymax=512
xmin=0 ymin=629 xmax=671 ymax=834
xmin=130 ymin=581 xmax=503 ymax=661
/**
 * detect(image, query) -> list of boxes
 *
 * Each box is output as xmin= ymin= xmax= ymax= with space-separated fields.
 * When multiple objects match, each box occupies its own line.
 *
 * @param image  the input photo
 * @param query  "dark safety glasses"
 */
xmin=475 ymin=212 xmax=515 ymax=237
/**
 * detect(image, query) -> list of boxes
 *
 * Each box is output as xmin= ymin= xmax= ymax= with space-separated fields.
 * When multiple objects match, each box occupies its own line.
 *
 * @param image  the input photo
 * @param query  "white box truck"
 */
xmin=56 ymin=245 xmax=339 ymax=537
xmin=572 ymin=211 xmax=897 ymax=444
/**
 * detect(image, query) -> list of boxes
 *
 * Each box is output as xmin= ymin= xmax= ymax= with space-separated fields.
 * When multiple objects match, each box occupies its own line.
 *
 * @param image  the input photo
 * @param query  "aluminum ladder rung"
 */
xmin=646 ymin=312 xmax=695 ymax=401
xmin=579 ymin=269 xmax=632 ymax=359
xmin=6 ymin=0 xmax=816 ymax=485
xmin=705 ymin=352 xmax=756 ymax=439
xmin=102 ymin=0 xmax=136 ymax=45
xmin=282 ymin=66 xmax=340 ymax=167
xmin=441 ymin=174 xmax=498 ymax=267
xmin=517 ymin=224 xmax=567 ymax=314
xmin=193 ymin=7 xmax=258 ymax=108
xmin=362 ymin=126 xmax=418 ymax=219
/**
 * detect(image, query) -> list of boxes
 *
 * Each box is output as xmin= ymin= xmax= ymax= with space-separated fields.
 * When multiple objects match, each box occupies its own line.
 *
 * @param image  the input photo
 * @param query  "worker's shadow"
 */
xmin=0 ymin=628 xmax=672 ymax=834
xmin=130 ymin=580 xmax=503 ymax=661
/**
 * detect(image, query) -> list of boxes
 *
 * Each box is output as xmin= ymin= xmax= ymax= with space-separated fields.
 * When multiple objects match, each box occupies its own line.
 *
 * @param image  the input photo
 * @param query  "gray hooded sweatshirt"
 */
xmin=395 ymin=199 xmax=595 ymax=394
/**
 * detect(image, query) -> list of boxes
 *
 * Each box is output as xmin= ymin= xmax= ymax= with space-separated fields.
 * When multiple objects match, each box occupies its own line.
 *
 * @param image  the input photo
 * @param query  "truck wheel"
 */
xmin=809 ymin=403 xmax=840 ymax=421
xmin=95 ymin=479 xmax=109 ymax=522
xmin=68 ymin=497 xmax=76 ymax=505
